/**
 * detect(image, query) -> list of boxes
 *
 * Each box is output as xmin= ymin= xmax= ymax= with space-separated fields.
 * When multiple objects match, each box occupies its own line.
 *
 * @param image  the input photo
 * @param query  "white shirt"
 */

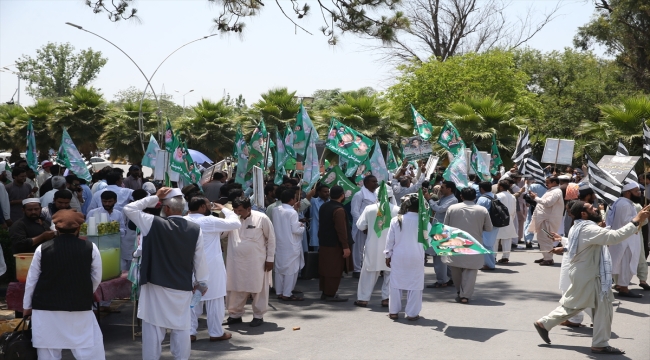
xmin=272 ymin=204 xmax=305 ymax=275
xmin=384 ymin=212 xmax=430 ymax=290
xmin=88 ymin=185 xmax=133 ymax=213
xmin=356 ymin=203 xmax=400 ymax=272
xmin=351 ymin=186 xmax=377 ymax=239
xmin=0 ymin=184 xmax=10 ymax=221
xmin=123 ymin=195 xmax=208 ymax=330
xmin=23 ymin=242 xmax=102 ymax=349
xmin=606 ymin=197 xmax=641 ymax=276
xmin=184 ymin=209 xmax=240 ymax=300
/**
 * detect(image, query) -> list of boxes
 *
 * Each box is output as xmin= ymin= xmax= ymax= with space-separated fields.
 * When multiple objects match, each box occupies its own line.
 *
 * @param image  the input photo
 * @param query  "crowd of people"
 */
xmin=0 ymin=156 xmax=649 ymax=359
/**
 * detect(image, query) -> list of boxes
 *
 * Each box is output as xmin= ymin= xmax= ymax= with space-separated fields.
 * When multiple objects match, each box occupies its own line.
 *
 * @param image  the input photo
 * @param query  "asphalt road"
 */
xmin=64 ymin=247 xmax=649 ymax=360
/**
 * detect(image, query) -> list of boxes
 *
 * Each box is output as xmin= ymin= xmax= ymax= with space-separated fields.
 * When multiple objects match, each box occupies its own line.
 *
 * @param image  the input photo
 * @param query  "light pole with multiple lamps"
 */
xmin=175 ymin=89 xmax=194 ymax=116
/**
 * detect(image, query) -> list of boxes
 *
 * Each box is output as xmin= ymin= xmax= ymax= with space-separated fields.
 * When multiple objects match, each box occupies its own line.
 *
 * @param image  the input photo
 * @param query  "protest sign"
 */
xmin=401 ymin=136 xmax=433 ymax=161
xmin=424 ymin=155 xmax=439 ymax=181
xmin=596 ymin=155 xmax=640 ymax=184
xmin=541 ymin=139 xmax=575 ymax=166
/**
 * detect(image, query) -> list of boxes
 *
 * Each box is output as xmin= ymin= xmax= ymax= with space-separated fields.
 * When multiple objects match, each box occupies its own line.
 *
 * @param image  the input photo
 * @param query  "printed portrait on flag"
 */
xmin=401 ymin=136 xmax=433 ymax=161
xmin=325 ymin=119 xmax=373 ymax=165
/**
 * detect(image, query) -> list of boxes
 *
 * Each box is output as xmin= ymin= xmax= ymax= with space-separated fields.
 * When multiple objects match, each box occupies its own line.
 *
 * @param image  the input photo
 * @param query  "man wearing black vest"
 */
xmin=123 ymin=187 xmax=209 ymax=360
xmin=22 ymin=209 xmax=105 ymax=359
xmin=318 ymin=186 xmax=352 ymax=301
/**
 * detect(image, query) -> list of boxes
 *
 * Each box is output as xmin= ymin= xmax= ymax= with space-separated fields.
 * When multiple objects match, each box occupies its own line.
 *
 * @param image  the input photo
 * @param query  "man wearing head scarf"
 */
xmin=605 ymin=181 xmax=645 ymax=298
xmin=9 ymin=198 xmax=55 ymax=254
xmin=354 ymin=185 xmax=399 ymax=307
xmin=22 ymin=209 xmax=106 ymax=360
xmin=123 ymin=187 xmax=208 ymax=360
xmin=350 ymin=175 xmax=379 ymax=277
xmin=534 ymin=201 xmax=650 ymax=355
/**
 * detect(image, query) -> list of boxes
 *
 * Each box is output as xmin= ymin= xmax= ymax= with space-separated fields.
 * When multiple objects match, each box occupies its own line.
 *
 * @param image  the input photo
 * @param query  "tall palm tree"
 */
xmin=176 ymin=98 xmax=236 ymax=161
xmin=252 ymin=88 xmax=300 ymax=131
xmin=578 ymin=96 xmax=650 ymax=158
xmin=438 ymin=96 xmax=528 ymax=165
xmin=49 ymin=86 xmax=108 ymax=157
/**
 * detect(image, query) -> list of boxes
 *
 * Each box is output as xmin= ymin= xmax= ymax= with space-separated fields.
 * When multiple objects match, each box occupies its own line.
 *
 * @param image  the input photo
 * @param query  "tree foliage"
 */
xmin=574 ymin=0 xmax=650 ymax=91
xmin=15 ymin=42 xmax=107 ymax=99
xmin=176 ymin=98 xmax=237 ymax=161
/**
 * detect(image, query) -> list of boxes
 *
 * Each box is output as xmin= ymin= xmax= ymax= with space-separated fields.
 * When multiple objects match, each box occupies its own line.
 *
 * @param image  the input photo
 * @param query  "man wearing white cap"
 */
xmin=123 ymin=187 xmax=209 ymax=359
xmin=606 ymin=181 xmax=644 ymax=298
xmin=354 ymin=184 xmax=399 ymax=307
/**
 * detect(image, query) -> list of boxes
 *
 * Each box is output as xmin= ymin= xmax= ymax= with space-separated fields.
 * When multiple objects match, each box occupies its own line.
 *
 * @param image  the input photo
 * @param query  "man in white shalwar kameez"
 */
xmin=272 ymin=190 xmax=305 ymax=301
xmin=351 ymin=175 xmax=379 ymax=276
xmin=606 ymin=181 xmax=644 ymax=298
xmin=225 ymin=196 xmax=276 ymax=327
xmin=528 ymin=176 xmax=564 ymax=266
xmin=384 ymin=194 xmax=430 ymax=320
xmin=355 ymin=186 xmax=399 ymax=307
xmin=495 ymin=180 xmax=519 ymax=263
xmin=534 ymin=201 xmax=650 ymax=355
xmin=184 ymin=196 xmax=241 ymax=342
xmin=123 ymin=187 xmax=209 ymax=360
xmin=23 ymin=209 xmax=105 ymax=360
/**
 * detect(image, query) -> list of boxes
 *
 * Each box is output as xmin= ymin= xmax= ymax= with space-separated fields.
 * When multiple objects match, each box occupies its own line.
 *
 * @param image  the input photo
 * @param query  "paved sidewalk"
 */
xmin=67 ymin=250 xmax=649 ymax=359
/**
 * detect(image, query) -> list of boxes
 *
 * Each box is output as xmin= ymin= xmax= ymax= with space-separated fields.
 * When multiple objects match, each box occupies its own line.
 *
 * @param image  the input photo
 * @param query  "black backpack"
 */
xmin=481 ymin=195 xmax=510 ymax=228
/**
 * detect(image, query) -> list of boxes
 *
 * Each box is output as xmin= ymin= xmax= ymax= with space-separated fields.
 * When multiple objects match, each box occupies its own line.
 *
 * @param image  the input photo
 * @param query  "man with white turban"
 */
xmin=606 ymin=181 xmax=644 ymax=298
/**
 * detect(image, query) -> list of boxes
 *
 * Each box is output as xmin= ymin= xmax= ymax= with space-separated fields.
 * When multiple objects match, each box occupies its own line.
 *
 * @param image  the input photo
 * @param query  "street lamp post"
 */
xmin=175 ymin=89 xmax=194 ymax=116
xmin=65 ymin=22 xmax=217 ymax=150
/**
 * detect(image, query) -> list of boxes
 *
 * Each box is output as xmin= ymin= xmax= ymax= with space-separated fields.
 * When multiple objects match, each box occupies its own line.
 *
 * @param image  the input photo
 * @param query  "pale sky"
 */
xmin=1 ymin=0 xmax=597 ymax=107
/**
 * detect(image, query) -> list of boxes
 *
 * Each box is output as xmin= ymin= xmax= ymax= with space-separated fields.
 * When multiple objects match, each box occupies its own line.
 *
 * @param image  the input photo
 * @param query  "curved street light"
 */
xmin=65 ymin=22 xmax=217 ymax=151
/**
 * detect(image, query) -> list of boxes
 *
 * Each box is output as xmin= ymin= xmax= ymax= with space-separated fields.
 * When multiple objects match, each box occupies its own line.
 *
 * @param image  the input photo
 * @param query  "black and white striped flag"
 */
xmin=643 ymin=122 xmax=650 ymax=162
xmin=615 ymin=141 xmax=638 ymax=183
xmin=518 ymin=156 xmax=546 ymax=184
xmin=585 ymin=153 xmax=622 ymax=205
xmin=511 ymin=127 xmax=532 ymax=165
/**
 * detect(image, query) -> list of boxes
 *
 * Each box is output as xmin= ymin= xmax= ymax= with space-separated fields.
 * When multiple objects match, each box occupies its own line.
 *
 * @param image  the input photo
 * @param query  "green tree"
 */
xmin=101 ymin=100 xmax=158 ymax=163
xmin=0 ymin=100 xmax=56 ymax=162
xmin=48 ymin=86 xmax=109 ymax=157
xmin=252 ymin=88 xmax=300 ymax=131
xmin=438 ymin=96 xmax=526 ymax=164
xmin=176 ymin=98 xmax=236 ymax=161
xmin=386 ymin=50 xmax=542 ymax=127
xmin=15 ymin=42 xmax=107 ymax=98
xmin=577 ymin=96 xmax=650 ymax=160
xmin=574 ymin=0 xmax=650 ymax=91
xmin=112 ymin=86 xmax=185 ymax=123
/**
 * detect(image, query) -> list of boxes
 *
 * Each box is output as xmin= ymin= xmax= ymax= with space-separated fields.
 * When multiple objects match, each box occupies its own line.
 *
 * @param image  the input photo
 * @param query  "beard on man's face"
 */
xmin=631 ymin=194 xmax=644 ymax=204
xmin=587 ymin=211 xmax=603 ymax=223
xmin=102 ymin=204 xmax=115 ymax=212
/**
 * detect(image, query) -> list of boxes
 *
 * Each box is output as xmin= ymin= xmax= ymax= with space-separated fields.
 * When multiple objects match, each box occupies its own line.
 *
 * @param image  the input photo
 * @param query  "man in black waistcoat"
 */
xmin=318 ymin=186 xmax=352 ymax=302
xmin=22 ymin=209 xmax=105 ymax=359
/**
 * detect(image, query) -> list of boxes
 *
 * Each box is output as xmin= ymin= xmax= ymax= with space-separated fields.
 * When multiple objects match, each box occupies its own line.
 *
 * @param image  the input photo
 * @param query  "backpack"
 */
xmin=481 ymin=195 xmax=510 ymax=228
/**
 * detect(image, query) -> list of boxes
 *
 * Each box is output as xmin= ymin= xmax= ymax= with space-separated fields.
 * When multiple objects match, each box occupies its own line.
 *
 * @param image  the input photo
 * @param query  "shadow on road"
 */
xmin=537 ymin=344 xmax=634 ymax=360
xmin=444 ymin=326 xmax=506 ymax=342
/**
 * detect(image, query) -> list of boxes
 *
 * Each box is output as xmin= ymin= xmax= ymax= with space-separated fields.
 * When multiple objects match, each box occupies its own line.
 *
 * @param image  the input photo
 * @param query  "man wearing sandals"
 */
xmin=272 ymin=189 xmax=306 ymax=301
xmin=494 ymin=180 xmax=519 ymax=264
xmin=528 ymin=176 xmax=563 ymax=266
xmin=534 ymin=201 xmax=650 ymax=355
xmin=384 ymin=194 xmax=430 ymax=320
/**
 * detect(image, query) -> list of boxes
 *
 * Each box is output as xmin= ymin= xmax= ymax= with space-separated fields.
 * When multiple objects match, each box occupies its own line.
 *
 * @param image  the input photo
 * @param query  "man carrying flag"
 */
xmin=384 ymin=192 xmax=430 ymax=320
xmin=354 ymin=182 xmax=399 ymax=308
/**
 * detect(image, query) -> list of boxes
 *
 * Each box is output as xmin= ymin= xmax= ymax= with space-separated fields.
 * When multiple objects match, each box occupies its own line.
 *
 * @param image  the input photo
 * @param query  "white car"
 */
xmin=90 ymin=157 xmax=113 ymax=172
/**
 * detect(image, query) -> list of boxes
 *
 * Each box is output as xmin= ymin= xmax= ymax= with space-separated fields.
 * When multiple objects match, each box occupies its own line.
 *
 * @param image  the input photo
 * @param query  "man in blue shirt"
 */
xmin=309 ymin=184 xmax=330 ymax=251
xmin=523 ymin=176 xmax=547 ymax=249
xmin=476 ymin=181 xmax=499 ymax=270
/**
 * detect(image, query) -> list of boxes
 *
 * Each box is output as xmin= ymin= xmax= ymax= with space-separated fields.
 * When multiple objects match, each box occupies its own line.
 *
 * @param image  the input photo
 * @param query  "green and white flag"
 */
xmin=58 ymin=128 xmax=91 ymax=182
xmin=489 ymin=134 xmax=503 ymax=175
xmin=180 ymin=142 xmax=202 ymax=185
xmin=246 ymin=119 xmax=268 ymax=172
xmin=369 ymin=139 xmax=389 ymax=183
xmin=26 ymin=119 xmax=38 ymax=172
xmin=429 ymin=223 xmax=494 ymax=256
xmin=411 ymin=104 xmax=434 ymax=141
xmin=302 ymin=130 xmax=321 ymax=192
xmin=233 ymin=124 xmax=243 ymax=158
xmin=234 ymin=132 xmax=249 ymax=185
xmin=164 ymin=119 xmax=178 ymax=153
xmin=284 ymin=125 xmax=296 ymax=159
xmin=325 ymin=118 xmax=373 ymax=165
xmin=437 ymin=120 xmax=465 ymax=156
xmin=320 ymin=165 xmax=360 ymax=205
xmin=293 ymin=104 xmax=316 ymax=157
xmin=274 ymin=129 xmax=287 ymax=185
xmin=353 ymin=156 xmax=373 ymax=185
xmin=418 ymin=189 xmax=431 ymax=250
xmin=141 ymin=135 xmax=159 ymax=169
xmin=374 ymin=181 xmax=391 ymax=237
xmin=386 ymin=143 xmax=399 ymax=172
xmin=443 ymin=145 xmax=469 ymax=189
xmin=470 ymin=143 xmax=491 ymax=181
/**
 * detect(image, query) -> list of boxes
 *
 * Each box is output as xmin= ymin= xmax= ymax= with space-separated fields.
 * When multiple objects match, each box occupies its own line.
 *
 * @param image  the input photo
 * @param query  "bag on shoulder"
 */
xmin=0 ymin=317 xmax=37 ymax=360
xmin=481 ymin=195 xmax=510 ymax=228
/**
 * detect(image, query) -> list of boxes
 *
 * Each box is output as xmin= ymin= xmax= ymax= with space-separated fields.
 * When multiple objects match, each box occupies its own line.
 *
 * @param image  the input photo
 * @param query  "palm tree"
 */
xmin=176 ymin=98 xmax=236 ymax=161
xmin=49 ymin=86 xmax=108 ymax=157
xmin=101 ymin=100 xmax=158 ymax=163
xmin=252 ymin=88 xmax=300 ymax=132
xmin=438 ymin=96 xmax=528 ymax=164
xmin=577 ymin=96 xmax=650 ymax=160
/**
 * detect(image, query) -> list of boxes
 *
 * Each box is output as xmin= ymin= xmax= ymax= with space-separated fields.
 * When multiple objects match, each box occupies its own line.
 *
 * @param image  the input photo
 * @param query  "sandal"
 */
xmin=388 ymin=314 xmax=399 ymax=320
xmin=426 ymin=282 xmax=447 ymax=288
xmin=455 ymin=296 xmax=469 ymax=304
xmin=407 ymin=315 xmax=420 ymax=321
xmin=381 ymin=299 xmax=389 ymax=307
xmin=280 ymin=295 xmax=304 ymax=301
xmin=560 ymin=320 xmax=584 ymax=328
xmin=539 ymin=260 xmax=554 ymax=266
xmin=497 ymin=258 xmax=509 ymax=263
xmin=591 ymin=346 xmax=625 ymax=354
xmin=639 ymin=282 xmax=650 ymax=291
xmin=353 ymin=300 xmax=368 ymax=307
